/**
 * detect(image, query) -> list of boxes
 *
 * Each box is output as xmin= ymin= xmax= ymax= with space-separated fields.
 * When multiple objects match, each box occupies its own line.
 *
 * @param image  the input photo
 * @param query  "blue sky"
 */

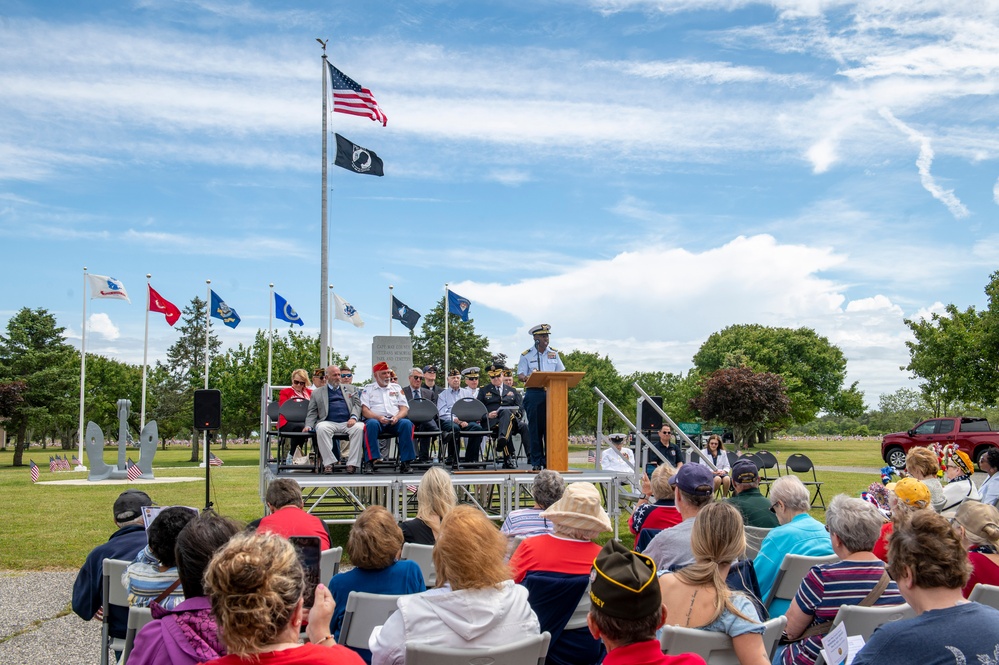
xmin=3 ymin=0 xmax=999 ymax=404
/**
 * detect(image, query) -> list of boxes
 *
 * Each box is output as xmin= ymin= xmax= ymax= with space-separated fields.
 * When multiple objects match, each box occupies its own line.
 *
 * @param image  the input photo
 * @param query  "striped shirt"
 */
xmin=782 ymin=560 xmax=903 ymax=665
xmin=122 ymin=546 xmax=184 ymax=610
xmin=500 ymin=508 xmax=553 ymax=537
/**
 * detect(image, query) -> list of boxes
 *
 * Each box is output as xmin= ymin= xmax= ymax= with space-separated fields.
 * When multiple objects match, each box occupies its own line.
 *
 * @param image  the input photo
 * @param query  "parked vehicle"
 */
xmin=881 ymin=417 xmax=999 ymax=469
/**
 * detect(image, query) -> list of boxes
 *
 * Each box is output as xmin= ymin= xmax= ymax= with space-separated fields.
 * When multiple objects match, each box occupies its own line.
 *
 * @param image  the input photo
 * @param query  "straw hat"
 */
xmin=541 ymin=482 xmax=612 ymax=533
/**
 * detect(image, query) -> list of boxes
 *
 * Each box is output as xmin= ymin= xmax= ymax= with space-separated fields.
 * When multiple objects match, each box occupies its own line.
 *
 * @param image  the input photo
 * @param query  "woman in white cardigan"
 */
xmin=369 ymin=505 xmax=540 ymax=665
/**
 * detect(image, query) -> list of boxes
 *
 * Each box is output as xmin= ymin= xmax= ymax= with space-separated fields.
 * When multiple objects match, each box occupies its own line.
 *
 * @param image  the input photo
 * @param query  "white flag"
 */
xmin=87 ymin=274 xmax=130 ymax=302
xmin=332 ymin=292 xmax=364 ymax=328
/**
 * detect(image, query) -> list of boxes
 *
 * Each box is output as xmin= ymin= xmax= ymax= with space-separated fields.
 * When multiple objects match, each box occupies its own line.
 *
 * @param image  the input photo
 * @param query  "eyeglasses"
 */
xmin=769 ymin=501 xmax=781 ymax=514
xmin=292 ymin=380 xmax=306 ymax=386
xmin=342 ymin=373 xmax=353 ymax=378
xmin=413 ymin=375 xmax=424 ymax=380
xmin=314 ymin=376 xmax=326 ymax=381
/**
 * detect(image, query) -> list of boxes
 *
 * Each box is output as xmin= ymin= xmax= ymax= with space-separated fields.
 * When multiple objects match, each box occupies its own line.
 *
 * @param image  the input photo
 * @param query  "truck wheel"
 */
xmin=885 ymin=446 xmax=906 ymax=469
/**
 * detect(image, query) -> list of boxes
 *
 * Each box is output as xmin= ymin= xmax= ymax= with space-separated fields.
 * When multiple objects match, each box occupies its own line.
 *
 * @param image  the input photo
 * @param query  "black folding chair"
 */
xmin=408 ymin=398 xmax=443 ymax=467
xmin=451 ymin=398 xmax=495 ymax=468
xmin=275 ymin=398 xmax=316 ymax=473
xmin=785 ymin=453 xmax=825 ymax=509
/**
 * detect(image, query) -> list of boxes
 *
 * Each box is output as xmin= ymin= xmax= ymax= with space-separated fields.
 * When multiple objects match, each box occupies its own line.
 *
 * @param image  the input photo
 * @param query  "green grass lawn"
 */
xmin=0 ymin=437 xmax=887 ymax=570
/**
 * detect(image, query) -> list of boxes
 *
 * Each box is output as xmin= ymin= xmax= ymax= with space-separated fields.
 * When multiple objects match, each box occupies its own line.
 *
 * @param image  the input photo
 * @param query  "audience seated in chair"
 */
xmin=399 ymin=466 xmax=455 ymax=545
xmin=200 ymin=531 xmax=364 ymax=665
xmin=127 ymin=511 xmax=241 ymax=665
xmin=658 ymin=502 xmax=770 ymax=665
xmin=403 ymin=367 xmax=437 ymax=463
xmin=951 ymin=501 xmax=999 ymax=597
xmin=940 ymin=445 xmax=981 ymax=516
xmin=645 ymin=464 xmax=716 ymax=572
xmin=702 ymin=435 xmax=732 ymax=496
xmin=904 ymin=446 xmax=946 ymax=512
xmin=278 ymin=368 xmax=313 ymax=436
xmin=257 ymin=478 xmax=330 ymax=549
xmin=725 ymin=458 xmax=779 ymax=529
xmin=435 ymin=369 xmax=482 ymax=467
xmin=509 ymin=482 xmax=612 ymax=583
xmin=123 ymin=507 xmax=196 ymax=609
xmin=851 ymin=511 xmax=999 ymax=665
xmin=368 ymin=505 xmax=541 ymax=665
xmin=72 ymin=490 xmax=154 ymax=644
xmin=328 ymin=507 xmax=425 ymax=663
xmin=630 ymin=464 xmax=682 ymax=536
xmin=873 ymin=478 xmax=930 ymax=562
xmin=587 ymin=539 xmax=705 ymax=665
xmin=776 ymin=495 xmax=903 ymax=665
xmin=501 ymin=469 xmax=565 ymax=538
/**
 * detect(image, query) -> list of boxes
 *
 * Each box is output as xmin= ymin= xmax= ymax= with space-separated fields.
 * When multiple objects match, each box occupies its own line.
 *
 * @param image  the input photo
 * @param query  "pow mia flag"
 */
xmin=334 ymin=133 xmax=384 ymax=177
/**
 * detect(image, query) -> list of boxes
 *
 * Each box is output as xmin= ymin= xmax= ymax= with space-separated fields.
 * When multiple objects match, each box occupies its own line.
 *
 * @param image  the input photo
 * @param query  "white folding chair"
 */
xmin=337 ymin=591 xmax=403 ymax=651
xmin=660 ymin=616 xmax=786 ymax=665
xmin=969 ymin=583 xmax=999 ymax=609
xmin=119 ymin=606 xmax=154 ymax=665
xmin=100 ymin=558 xmax=131 ymax=665
xmin=400 ymin=542 xmax=436 ymax=587
xmin=320 ymin=546 xmax=343 ymax=585
xmin=744 ymin=526 xmax=772 ymax=561
xmin=406 ymin=631 xmax=551 ymax=665
xmin=763 ymin=553 xmax=839 ymax=611
xmin=812 ymin=603 xmax=914 ymax=665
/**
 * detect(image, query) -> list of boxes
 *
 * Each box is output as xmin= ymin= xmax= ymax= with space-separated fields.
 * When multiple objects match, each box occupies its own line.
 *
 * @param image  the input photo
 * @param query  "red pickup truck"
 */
xmin=881 ymin=417 xmax=999 ymax=469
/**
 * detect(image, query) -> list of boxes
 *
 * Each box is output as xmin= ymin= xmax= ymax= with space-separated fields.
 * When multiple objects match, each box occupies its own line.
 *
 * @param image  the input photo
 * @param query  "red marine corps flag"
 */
xmin=148 ymin=285 xmax=181 ymax=326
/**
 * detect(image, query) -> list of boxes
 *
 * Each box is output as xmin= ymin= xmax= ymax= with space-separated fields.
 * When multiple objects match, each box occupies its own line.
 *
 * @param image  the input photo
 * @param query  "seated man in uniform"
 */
xmin=477 ymin=363 xmax=528 ymax=469
xmin=360 ymin=361 xmax=417 ymax=474
xmin=436 ymin=368 xmax=482 ymax=468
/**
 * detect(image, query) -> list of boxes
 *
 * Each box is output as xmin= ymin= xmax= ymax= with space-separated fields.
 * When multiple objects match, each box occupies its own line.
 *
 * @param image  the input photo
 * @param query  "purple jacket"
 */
xmin=127 ymin=596 xmax=225 ymax=665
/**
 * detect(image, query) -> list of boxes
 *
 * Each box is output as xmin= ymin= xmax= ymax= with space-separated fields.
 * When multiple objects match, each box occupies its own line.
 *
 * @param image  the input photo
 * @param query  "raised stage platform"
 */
xmin=259 ymin=460 xmax=631 ymax=538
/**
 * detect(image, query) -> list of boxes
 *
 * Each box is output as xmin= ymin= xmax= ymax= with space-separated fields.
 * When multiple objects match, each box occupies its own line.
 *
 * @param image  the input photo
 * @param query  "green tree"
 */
xmin=562 ymin=350 xmax=628 ymax=434
xmin=0 ymin=308 xmax=77 ymax=466
xmin=692 ymin=324 xmax=858 ymax=424
xmin=690 ymin=366 xmax=791 ymax=447
xmin=84 ymin=354 xmax=144 ymax=437
xmin=866 ymin=387 xmax=932 ymax=434
xmin=412 ymin=297 xmax=491 ymax=375
xmin=625 ymin=370 xmax=700 ymax=424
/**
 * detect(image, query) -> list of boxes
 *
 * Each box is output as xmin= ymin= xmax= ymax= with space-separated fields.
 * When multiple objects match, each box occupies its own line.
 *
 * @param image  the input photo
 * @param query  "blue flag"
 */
xmin=210 ymin=290 xmax=241 ymax=328
xmin=274 ymin=292 xmax=304 ymax=326
xmin=447 ymin=290 xmax=471 ymax=322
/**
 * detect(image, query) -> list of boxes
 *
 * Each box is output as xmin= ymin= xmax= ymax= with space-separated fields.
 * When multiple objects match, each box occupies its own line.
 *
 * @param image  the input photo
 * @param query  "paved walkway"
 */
xmin=0 ymin=571 xmax=99 ymax=665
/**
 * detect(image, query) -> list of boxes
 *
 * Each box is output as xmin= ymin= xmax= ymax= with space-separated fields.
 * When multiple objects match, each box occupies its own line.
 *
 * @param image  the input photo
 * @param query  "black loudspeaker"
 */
xmin=640 ymin=395 xmax=663 ymax=431
xmin=194 ymin=389 xmax=222 ymax=431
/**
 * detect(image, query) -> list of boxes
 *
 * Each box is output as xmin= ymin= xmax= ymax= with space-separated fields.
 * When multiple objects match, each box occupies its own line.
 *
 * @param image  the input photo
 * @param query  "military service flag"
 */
xmin=210 ymin=290 xmax=241 ymax=328
xmin=447 ymin=290 xmax=471 ymax=322
xmin=274 ymin=292 xmax=304 ymax=327
xmin=334 ymin=134 xmax=384 ymax=177
xmin=391 ymin=296 xmax=421 ymax=331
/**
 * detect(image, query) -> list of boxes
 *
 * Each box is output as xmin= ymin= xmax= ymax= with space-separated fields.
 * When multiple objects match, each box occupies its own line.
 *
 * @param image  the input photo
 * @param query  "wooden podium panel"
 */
xmin=525 ymin=371 xmax=585 ymax=472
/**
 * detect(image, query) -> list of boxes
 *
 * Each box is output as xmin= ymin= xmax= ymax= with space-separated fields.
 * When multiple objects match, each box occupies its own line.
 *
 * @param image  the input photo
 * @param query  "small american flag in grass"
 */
xmin=209 ymin=453 xmax=224 ymax=467
xmin=30 ymin=460 xmax=39 ymax=483
xmin=126 ymin=458 xmax=143 ymax=481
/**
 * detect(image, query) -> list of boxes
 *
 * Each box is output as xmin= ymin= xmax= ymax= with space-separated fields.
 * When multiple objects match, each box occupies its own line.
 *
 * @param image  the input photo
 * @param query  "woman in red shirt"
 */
xmin=953 ymin=500 xmax=999 ymax=597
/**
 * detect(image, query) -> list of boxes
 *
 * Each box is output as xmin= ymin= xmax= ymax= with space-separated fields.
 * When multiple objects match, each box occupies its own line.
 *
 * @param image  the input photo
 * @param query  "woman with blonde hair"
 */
xmin=399 ymin=466 xmax=456 ymax=545
xmin=904 ymin=446 xmax=945 ymax=512
xmin=201 ymin=531 xmax=363 ymax=665
xmin=952 ymin=500 xmax=999 ymax=597
xmin=278 ymin=368 xmax=312 ymax=431
xmin=658 ymin=501 xmax=768 ymax=665
xmin=872 ymin=477 xmax=930 ymax=562
xmin=369 ymin=505 xmax=540 ymax=665
xmin=629 ymin=464 xmax=682 ymax=535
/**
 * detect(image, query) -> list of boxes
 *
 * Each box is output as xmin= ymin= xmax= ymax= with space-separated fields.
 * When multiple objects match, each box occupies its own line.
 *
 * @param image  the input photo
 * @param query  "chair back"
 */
xmin=278 ymin=398 xmax=310 ymax=427
xmin=401 ymin=542 xmax=436 ymax=587
xmin=100 ymin=558 xmax=131 ymax=665
xmin=267 ymin=400 xmax=279 ymax=424
xmin=969 ymin=583 xmax=999 ymax=609
xmin=337 ymin=591 xmax=403 ymax=650
xmin=763 ymin=553 xmax=839 ymax=610
xmin=451 ymin=398 xmax=487 ymax=423
xmin=407 ymin=399 xmax=439 ymax=425
xmin=405 ymin=631 xmax=551 ymax=665
xmin=120 ymin=606 xmax=154 ymax=665
xmin=785 ymin=453 xmax=818 ymax=477
xmin=755 ymin=450 xmax=781 ymax=476
xmin=812 ymin=603 xmax=913 ymax=665
xmin=635 ymin=528 xmax=663 ymax=553
xmin=744 ymin=526 xmax=773 ymax=561
xmin=521 ymin=571 xmax=603 ymax=664
xmin=760 ymin=615 xmax=789 ymax=660
xmin=660 ymin=625 xmax=740 ymax=665
xmin=320 ymin=546 xmax=343 ymax=585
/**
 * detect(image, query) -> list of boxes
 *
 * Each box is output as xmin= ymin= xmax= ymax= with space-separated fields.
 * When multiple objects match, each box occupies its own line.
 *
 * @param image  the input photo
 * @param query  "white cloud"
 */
xmin=993 ymin=176 xmax=999 ymax=205
xmin=608 ymin=196 xmax=677 ymax=226
xmin=487 ymin=169 xmax=531 ymax=186
xmin=597 ymin=58 xmax=811 ymax=86
xmin=879 ymin=108 xmax=970 ymax=219
xmin=911 ymin=301 xmax=948 ymax=322
xmin=89 ymin=313 xmax=120 ymax=341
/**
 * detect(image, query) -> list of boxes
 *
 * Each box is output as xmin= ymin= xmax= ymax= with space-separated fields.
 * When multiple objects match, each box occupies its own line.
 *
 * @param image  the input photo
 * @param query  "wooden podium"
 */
xmin=525 ymin=371 xmax=585 ymax=472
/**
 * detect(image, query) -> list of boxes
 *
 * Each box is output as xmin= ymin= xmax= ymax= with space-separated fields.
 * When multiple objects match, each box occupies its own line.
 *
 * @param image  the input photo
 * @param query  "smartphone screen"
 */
xmin=645 ymin=462 xmax=658 ymax=478
xmin=289 ymin=536 xmax=322 ymax=608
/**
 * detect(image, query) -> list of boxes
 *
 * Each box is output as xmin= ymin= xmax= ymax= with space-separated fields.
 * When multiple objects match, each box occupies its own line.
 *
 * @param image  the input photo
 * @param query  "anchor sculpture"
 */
xmin=86 ymin=399 xmax=158 ymax=481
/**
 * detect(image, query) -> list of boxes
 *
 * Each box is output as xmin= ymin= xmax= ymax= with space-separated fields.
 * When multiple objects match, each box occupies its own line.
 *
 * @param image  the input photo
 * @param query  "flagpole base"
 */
xmin=199 ymin=462 xmax=207 ymax=468
xmin=74 ymin=464 xmax=88 ymax=472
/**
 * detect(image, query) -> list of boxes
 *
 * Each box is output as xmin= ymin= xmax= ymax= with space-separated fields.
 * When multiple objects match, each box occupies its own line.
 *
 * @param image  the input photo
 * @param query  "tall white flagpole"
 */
xmin=444 ymin=283 xmax=449 ymax=380
xmin=76 ymin=266 xmax=89 ymax=471
xmin=388 ymin=285 xmax=394 ymax=336
xmin=140 ymin=274 xmax=151 ymax=432
xmin=319 ymin=41 xmax=331 ymax=370
xmin=267 ymin=283 xmax=274 ymax=398
xmin=202 ymin=279 xmax=211 ymax=469
xmin=328 ymin=284 xmax=335 ymax=353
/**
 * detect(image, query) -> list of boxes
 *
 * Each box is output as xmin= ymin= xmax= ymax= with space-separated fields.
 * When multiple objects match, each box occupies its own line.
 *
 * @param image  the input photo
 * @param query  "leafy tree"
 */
xmin=562 ymin=350 xmax=628 ymax=434
xmin=412 ymin=297 xmax=491 ymax=375
xmin=625 ymin=370 xmax=700 ymax=424
xmin=692 ymin=324 xmax=858 ymax=424
xmin=690 ymin=366 xmax=791 ymax=447
xmin=84 ymin=354 xmax=144 ymax=437
xmin=0 ymin=308 xmax=77 ymax=466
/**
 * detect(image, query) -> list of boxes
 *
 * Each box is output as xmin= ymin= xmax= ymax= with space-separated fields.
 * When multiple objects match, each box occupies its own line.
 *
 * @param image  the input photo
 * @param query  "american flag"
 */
xmin=71 ymin=455 xmax=82 ymax=467
xmin=30 ymin=460 xmax=39 ymax=483
xmin=57 ymin=455 xmax=70 ymax=471
xmin=209 ymin=453 xmax=224 ymax=467
xmin=49 ymin=456 xmax=57 ymax=472
xmin=328 ymin=63 xmax=388 ymax=126
xmin=587 ymin=449 xmax=596 ymax=464
xmin=126 ymin=458 xmax=143 ymax=481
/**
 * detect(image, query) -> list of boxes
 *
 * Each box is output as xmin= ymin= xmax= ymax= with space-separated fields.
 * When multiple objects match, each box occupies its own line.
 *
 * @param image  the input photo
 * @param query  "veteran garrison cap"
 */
xmin=529 ymin=323 xmax=552 ymax=336
xmin=448 ymin=368 xmax=461 ymax=377
xmin=590 ymin=539 xmax=661 ymax=620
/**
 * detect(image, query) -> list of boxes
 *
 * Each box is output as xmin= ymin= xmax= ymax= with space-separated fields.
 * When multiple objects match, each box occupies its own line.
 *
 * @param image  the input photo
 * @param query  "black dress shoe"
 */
xmin=400 ymin=461 xmax=412 ymax=474
xmin=502 ymin=458 xmax=517 ymax=470
xmin=362 ymin=461 xmax=376 ymax=474
xmin=532 ymin=465 xmax=542 ymax=471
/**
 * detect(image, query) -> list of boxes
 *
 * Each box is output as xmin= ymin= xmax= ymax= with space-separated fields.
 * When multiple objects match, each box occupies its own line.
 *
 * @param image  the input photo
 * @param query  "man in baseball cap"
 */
xmin=725 ymin=458 xmax=778 ymax=528
xmin=644 ymin=464 xmax=715 ymax=572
